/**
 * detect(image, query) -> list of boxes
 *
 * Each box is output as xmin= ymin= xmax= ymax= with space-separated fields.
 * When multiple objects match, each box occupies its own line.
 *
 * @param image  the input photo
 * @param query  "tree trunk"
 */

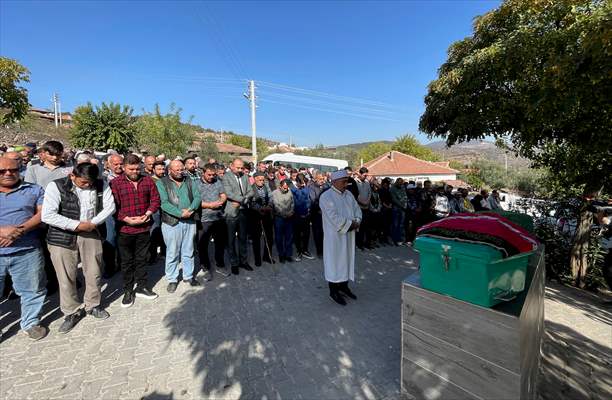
xmin=570 ymin=204 xmax=592 ymax=288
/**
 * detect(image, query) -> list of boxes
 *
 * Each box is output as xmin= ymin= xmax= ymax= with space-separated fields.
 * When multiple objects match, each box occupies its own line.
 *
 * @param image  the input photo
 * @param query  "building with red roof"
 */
xmin=363 ymin=150 xmax=466 ymax=185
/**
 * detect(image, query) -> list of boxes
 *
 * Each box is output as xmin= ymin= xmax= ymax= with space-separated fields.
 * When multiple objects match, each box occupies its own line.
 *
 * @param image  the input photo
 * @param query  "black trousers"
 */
xmin=293 ymin=215 xmax=311 ymax=254
xmin=380 ymin=207 xmax=393 ymax=243
xmin=149 ymin=226 xmax=166 ymax=262
xmin=311 ymin=212 xmax=324 ymax=256
xmin=197 ymin=219 xmax=226 ymax=270
xmin=405 ymin=213 xmax=417 ymax=243
xmin=39 ymin=228 xmax=58 ymax=292
xmin=117 ymin=231 xmax=150 ymax=292
xmin=248 ymin=211 xmax=274 ymax=265
xmin=226 ymin=211 xmax=249 ymax=267
xmin=357 ymin=209 xmax=372 ymax=247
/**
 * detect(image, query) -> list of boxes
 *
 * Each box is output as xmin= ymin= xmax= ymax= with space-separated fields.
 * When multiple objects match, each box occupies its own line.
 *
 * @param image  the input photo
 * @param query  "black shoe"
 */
xmin=255 ymin=260 xmax=262 ymax=267
xmin=58 ymin=309 xmax=86 ymax=334
xmin=121 ymin=291 xmax=134 ymax=308
xmin=135 ymin=287 xmax=158 ymax=300
xmin=202 ymin=269 xmax=213 ymax=281
xmin=330 ymin=292 xmax=347 ymax=306
xmin=231 ymin=265 xmax=240 ymax=275
xmin=240 ymin=263 xmax=254 ymax=271
xmin=338 ymin=285 xmax=357 ymax=300
xmin=87 ymin=306 xmax=110 ymax=319
xmin=215 ymin=266 xmax=230 ymax=277
xmin=357 ymin=246 xmax=365 ymax=251
xmin=302 ymin=251 xmax=315 ymax=260
xmin=184 ymin=278 xmax=201 ymax=287
xmin=167 ymin=282 xmax=178 ymax=293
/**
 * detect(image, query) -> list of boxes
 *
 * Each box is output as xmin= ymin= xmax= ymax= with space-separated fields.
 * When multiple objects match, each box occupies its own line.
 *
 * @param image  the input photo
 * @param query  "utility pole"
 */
xmin=58 ymin=94 xmax=62 ymax=126
xmin=244 ymin=80 xmax=257 ymax=163
xmin=52 ymin=93 xmax=59 ymax=127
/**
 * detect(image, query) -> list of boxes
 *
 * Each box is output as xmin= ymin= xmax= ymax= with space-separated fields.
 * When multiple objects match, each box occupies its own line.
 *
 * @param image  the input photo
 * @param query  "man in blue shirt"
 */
xmin=0 ymin=157 xmax=48 ymax=341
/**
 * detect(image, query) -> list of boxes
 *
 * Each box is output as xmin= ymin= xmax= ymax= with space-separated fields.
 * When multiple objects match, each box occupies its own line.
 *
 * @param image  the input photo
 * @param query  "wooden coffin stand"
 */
xmin=401 ymin=249 xmax=545 ymax=400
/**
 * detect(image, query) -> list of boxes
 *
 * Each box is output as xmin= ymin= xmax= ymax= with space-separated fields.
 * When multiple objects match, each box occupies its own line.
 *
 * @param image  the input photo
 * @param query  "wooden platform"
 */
xmin=401 ymin=248 xmax=545 ymax=400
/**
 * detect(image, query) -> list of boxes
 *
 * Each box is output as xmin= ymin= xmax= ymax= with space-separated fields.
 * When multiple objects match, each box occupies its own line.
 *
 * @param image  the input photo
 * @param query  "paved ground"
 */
xmin=1 ymin=244 xmax=610 ymax=400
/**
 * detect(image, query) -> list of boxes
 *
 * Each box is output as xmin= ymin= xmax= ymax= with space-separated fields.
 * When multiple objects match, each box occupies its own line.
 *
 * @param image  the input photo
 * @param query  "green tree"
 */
xmin=392 ymin=134 xmax=441 ymax=161
xmin=358 ymin=142 xmax=392 ymax=164
xmin=0 ymin=57 xmax=30 ymax=124
xmin=71 ymin=102 xmax=137 ymax=153
xmin=136 ymin=103 xmax=195 ymax=158
xmin=419 ymin=0 xmax=612 ymax=287
xmin=228 ymin=134 xmax=270 ymax=160
xmin=198 ymin=136 xmax=220 ymax=162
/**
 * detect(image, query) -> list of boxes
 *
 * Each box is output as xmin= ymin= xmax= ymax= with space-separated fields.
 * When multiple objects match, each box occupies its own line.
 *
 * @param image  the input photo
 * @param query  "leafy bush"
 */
xmin=510 ymin=198 xmax=609 ymax=290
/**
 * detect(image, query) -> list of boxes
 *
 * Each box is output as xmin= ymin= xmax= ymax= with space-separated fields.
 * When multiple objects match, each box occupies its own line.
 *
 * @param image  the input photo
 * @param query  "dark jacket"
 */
xmin=308 ymin=182 xmax=330 ymax=214
xmin=159 ymin=176 xmax=195 ymax=226
xmin=47 ymin=177 xmax=105 ymax=249
xmin=251 ymin=184 xmax=272 ymax=214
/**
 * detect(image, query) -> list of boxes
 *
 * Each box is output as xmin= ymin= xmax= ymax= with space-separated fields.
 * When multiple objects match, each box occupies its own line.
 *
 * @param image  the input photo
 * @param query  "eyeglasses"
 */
xmin=0 ymin=168 xmax=20 ymax=174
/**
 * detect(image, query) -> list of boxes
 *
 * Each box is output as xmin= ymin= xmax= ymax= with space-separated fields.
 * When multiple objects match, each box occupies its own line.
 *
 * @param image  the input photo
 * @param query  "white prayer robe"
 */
xmin=320 ymin=187 xmax=362 ymax=282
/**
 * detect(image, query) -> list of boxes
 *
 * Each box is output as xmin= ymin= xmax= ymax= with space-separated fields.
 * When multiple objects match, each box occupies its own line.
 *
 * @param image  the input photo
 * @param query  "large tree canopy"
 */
xmin=71 ymin=102 xmax=137 ymax=153
xmin=419 ymin=0 xmax=611 ymax=193
xmin=0 ymin=57 xmax=30 ymax=124
xmin=136 ymin=103 xmax=195 ymax=158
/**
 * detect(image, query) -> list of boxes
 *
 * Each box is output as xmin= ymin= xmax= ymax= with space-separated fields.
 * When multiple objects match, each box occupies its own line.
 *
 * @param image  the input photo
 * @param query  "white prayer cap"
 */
xmin=406 ymin=183 xmax=416 ymax=189
xmin=330 ymin=170 xmax=349 ymax=182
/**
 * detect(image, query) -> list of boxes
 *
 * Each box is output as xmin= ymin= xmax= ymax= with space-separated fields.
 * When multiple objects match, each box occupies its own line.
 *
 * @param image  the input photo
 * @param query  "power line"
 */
xmin=257 ymin=80 xmax=403 ymax=110
xmin=196 ymin=2 xmax=248 ymax=80
xmin=258 ymin=88 xmax=404 ymax=117
xmin=258 ymin=98 xmax=401 ymax=122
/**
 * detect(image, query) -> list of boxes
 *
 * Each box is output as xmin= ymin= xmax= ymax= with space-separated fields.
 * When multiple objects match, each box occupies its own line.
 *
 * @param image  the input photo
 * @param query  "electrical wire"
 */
xmin=258 ymin=98 xmax=401 ymax=122
xmin=258 ymin=88 xmax=403 ymax=117
xmin=257 ymin=80 xmax=403 ymax=110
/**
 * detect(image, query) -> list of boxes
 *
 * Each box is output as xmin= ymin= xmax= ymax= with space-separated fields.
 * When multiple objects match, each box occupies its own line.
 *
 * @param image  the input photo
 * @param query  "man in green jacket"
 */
xmin=156 ymin=160 xmax=201 ymax=293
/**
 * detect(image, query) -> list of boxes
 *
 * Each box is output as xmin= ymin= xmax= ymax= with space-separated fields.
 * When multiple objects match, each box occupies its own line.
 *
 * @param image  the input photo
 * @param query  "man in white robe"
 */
xmin=320 ymin=170 xmax=362 ymax=305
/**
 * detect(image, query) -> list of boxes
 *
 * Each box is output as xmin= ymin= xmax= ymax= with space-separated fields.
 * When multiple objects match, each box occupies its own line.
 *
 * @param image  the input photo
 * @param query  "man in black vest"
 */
xmin=249 ymin=172 xmax=275 ymax=266
xmin=156 ymin=160 xmax=201 ymax=293
xmin=41 ymin=162 xmax=116 ymax=333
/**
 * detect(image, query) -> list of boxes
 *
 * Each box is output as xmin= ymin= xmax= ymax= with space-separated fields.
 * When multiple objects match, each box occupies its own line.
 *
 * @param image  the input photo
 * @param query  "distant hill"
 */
xmin=425 ymin=140 xmax=530 ymax=168
xmin=331 ymin=138 xmax=531 ymax=168
xmin=333 ymin=140 xmax=395 ymax=152
xmin=0 ymin=108 xmax=279 ymax=149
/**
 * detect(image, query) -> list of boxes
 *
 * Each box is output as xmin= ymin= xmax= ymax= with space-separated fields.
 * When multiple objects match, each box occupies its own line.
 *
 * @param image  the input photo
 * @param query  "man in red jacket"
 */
xmin=110 ymin=154 xmax=161 ymax=308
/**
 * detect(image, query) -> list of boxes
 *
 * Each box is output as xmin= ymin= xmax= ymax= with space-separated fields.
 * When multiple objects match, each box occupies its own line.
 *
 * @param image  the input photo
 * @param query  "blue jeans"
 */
xmin=0 ymin=248 xmax=47 ymax=330
xmin=162 ymin=221 xmax=196 ymax=282
xmin=274 ymin=216 xmax=293 ymax=258
xmin=391 ymin=208 xmax=406 ymax=243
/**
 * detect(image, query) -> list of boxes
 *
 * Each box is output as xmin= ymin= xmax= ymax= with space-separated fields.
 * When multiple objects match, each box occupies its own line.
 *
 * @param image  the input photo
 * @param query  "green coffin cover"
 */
xmin=414 ymin=236 xmax=530 ymax=307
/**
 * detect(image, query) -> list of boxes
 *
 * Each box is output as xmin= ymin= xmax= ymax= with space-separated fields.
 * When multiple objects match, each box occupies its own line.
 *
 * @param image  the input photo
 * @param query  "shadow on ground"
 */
xmin=539 ymin=319 xmax=612 ymax=400
xmin=162 ymin=244 xmax=415 ymax=399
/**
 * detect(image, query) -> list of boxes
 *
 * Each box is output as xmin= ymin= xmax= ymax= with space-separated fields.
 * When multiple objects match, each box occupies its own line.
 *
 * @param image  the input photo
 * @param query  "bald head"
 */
xmin=3 ymin=151 xmax=22 ymax=162
xmin=144 ymin=156 xmax=155 ymax=173
xmin=168 ymin=160 xmax=185 ymax=181
xmin=230 ymin=158 xmax=244 ymax=175
xmin=107 ymin=154 xmax=124 ymax=175
xmin=0 ymin=157 xmax=20 ymax=188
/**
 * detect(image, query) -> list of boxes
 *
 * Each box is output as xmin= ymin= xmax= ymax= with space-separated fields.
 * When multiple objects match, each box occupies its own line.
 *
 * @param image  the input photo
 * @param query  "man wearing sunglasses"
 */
xmin=0 ymin=157 xmax=48 ymax=341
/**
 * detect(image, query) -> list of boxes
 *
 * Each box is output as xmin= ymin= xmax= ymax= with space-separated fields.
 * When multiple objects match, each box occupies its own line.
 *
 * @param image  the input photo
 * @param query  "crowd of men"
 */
xmin=0 ymin=140 xmax=504 ymax=340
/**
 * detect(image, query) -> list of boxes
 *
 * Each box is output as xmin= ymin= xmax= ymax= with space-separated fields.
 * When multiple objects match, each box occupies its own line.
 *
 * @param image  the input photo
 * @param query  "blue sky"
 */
xmin=0 ymin=0 xmax=499 ymax=146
